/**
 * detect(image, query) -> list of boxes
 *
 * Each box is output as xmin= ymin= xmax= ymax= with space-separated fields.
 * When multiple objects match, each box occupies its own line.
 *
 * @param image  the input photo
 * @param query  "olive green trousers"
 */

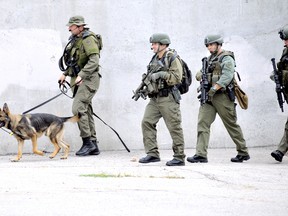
xmin=196 ymin=93 xmax=249 ymax=158
xmin=71 ymin=74 xmax=100 ymax=139
xmin=277 ymin=117 xmax=288 ymax=154
xmin=141 ymin=93 xmax=186 ymax=162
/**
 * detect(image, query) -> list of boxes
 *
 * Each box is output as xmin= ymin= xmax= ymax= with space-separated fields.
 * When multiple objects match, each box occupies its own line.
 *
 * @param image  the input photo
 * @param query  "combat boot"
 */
xmin=89 ymin=139 xmax=100 ymax=155
xmin=231 ymin=154 xmax=250 ymax=162
xmin=187 ymin=155 xmax=208 ymax=163
xmin=271 ymin=150 xmax=284 ymax=162
xmin=76 ymin=137 xmax=96 ymax=156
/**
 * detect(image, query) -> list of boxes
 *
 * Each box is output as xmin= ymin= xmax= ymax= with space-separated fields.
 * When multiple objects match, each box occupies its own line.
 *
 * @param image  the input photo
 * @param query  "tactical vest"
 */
xmin=278 ymin=47 xmax=288 ymax=71
xmin=148 ymin=49 xmax=175 ymax=72
xmin=64 ymin=30 xmax=101 ymax=76
xmin=147 ymin=49 xmax=176 ymax=91
xmin=207 ymin=50 xmax=235 ymax=87
xmin=278 ymin=47 xmax=288 ymax=95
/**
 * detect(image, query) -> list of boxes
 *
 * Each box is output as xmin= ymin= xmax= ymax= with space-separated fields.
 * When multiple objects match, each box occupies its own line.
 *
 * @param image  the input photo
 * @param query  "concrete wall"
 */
xmin=0 ymin=0 xmax=288 ymax=155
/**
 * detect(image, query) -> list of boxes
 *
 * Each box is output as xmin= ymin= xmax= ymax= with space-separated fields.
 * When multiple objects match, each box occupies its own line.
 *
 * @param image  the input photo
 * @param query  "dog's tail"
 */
xmin=62 ymin=114 xmax=81 ymax=123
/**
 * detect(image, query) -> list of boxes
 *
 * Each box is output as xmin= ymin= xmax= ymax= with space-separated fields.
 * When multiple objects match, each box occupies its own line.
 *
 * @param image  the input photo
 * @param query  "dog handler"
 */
xmin=58 ymin=16 xmax=101 ymax=156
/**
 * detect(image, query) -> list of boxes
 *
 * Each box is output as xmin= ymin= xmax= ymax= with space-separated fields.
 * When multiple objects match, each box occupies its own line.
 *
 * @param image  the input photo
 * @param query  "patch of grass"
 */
xmin=80 ymin=173 xmax=133 ymax=178
xmin=80 ymin=173 xmax=184 ymax=179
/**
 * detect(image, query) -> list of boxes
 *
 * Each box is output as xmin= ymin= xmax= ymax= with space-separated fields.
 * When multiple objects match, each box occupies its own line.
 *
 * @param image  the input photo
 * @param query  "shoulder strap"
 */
xmin=149 ymin=53 xmax=158 ymax=64
xmin=218 ymin=50 xmax=235 ymax=63
xmin=218 ymin=50 xmax=241 ymax=82
xmin=168 ymin=51 xmax=178 ymax=67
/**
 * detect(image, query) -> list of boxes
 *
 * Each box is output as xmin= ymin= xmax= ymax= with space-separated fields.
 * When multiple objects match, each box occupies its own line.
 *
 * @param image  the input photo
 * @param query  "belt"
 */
xmin=148 ymin=88 xmax=171 ymax=98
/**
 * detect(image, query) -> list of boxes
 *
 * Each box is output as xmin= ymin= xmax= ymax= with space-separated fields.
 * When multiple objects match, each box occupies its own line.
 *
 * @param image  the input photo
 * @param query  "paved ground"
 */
xmin=0 ymin=147 xmax=287 ymax=216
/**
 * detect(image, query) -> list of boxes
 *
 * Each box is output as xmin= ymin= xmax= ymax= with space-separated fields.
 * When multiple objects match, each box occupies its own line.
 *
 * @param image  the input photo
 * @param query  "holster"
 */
xmin=158 ymin=89 xmax=170 ymax=97
xmin=226 ymin=84 xmax=235 ymax=102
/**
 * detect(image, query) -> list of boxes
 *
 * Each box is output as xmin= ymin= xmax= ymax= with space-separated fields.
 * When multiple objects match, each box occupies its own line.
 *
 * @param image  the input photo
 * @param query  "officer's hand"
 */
xmin=196 ymin=70 xmax=202 ymax=81
xmin=150 ymin=72 xmax=168 ymax=82
xmin=269 ymin=72 xmax=275 ymax=82
xmin=208 ymin=86 xmax=217 ymax=101
xmin=75 ymin=75 xmax=83 ymax=85
xmin=58 ymin=74 xmax=66 ymax=84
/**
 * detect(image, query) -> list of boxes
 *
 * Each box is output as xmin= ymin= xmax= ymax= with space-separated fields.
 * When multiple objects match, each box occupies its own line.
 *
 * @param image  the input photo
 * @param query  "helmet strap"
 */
xmin=156 ymin=44 xmax=167 ymax=55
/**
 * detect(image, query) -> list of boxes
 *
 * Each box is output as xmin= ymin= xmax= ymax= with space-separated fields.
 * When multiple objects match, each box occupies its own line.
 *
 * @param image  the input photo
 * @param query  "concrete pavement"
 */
xmin=0 ymin=147 xmax=287 ymax=216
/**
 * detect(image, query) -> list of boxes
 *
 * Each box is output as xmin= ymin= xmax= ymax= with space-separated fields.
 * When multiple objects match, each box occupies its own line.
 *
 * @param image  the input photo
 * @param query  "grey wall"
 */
xmin=0 ymin=0 xmax=288 ymax=155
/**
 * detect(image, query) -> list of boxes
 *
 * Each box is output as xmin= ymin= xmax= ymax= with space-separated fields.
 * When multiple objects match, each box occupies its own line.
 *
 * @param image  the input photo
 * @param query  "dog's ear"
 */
xmin=3 ymin=103 xmax=10 ymax=114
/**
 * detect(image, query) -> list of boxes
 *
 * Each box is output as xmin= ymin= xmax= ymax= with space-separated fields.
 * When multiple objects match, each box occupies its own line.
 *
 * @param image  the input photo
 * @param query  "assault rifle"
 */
xmin=132 ymin=60 xmax=164 ymax=101
xmin=271 ymin=58 xmax=287 ymax=112
xmin=198 ymin=57 xmax=209 ymax=105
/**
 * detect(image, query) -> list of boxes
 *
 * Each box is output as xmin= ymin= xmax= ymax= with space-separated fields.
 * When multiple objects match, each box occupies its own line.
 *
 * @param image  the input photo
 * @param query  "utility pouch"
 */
xmin=207 ymin=73 xmax=212 ymax=84
xmin=234 ymin=79 xmax=248 ymax=109
xmin=212 ymin=74 xmax=220 ymax=86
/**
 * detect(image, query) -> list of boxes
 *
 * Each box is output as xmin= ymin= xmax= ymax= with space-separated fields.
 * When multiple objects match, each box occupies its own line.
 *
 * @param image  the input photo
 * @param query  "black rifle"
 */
xmin=198 ymin=57 xmax=209 ymax=105
xmin=271 ymin=58 xmax=287 ymax=112
xmin=132 ymin=60 xmax=164 ymax=101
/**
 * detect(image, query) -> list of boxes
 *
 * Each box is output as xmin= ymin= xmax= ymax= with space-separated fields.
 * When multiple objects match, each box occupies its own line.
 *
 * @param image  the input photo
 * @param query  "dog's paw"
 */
xmin=60 ymin=156 xmax=68 ymax=160
xmin=10 ymin=158 xmax=20 ymax=162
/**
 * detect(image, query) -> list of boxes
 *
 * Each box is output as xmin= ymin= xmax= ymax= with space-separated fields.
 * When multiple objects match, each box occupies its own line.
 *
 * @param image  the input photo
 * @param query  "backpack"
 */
xmin=169 ymin=51 xmax=192 ymax=94
xmin=94 ymin=34 xmax=103 ymax=51
xmin=82 ymin=31 xmax=103 ymax=51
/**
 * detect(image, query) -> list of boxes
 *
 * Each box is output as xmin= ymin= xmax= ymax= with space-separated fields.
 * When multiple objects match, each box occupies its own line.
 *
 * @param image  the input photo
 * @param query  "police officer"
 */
xmin=58 ymin=16 xmax=101 ymax=156
xmin=139 ymin=33 xmax=186 ymax=166
xmin=187 ymin=34 xmax=250 ymax=163
xmin=271 ymin=26 xmax=288 ymax=162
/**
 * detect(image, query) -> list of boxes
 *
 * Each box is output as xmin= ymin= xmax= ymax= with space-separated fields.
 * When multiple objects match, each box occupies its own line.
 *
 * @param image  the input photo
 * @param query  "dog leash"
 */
xmin=92 ymin=112 xmax=130 ymax=152
xmin=1 ymin=127 xmax=14 ymax=136
xmin=0 ymin=82 xmax=74 ymax=137
xmin=21 ymin=81 xmax=130 ymax=152
xmin=22 ymin=81 xmax=72 ymax=114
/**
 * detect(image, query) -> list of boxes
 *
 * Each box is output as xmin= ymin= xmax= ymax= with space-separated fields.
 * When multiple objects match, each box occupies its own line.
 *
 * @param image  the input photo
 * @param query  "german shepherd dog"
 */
xmin=0 ymin=103 xmax=79 ymax=162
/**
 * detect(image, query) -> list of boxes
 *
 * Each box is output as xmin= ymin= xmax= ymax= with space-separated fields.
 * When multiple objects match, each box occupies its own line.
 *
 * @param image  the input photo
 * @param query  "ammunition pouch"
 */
xmin=207 ymin=61 xmax=222 ymax=86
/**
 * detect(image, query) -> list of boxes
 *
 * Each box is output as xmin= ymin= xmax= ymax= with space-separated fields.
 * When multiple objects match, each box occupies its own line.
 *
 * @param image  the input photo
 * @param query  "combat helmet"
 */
xmin=66 ymin=15 xmax=87 ymax=26
xmin=279 ymin=26 xmax=288 ymax=40
xmin=204 ymin=34 xmax=223 ymax=46
xmin=150 ymin=33 xmax=171 ymax=45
